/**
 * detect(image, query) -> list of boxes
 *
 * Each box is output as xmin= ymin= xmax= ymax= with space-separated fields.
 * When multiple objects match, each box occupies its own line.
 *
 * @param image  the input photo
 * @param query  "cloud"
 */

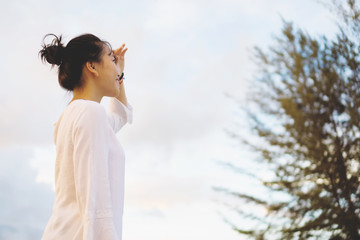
xmin=144 ymin=0 xmax=202 ymax=32
xmin=125 ymin=173 xmax=212 ymax=210
xmin=29 ymin=146 xmax=56 ymax=188
xmin=0 ymin=146 xmax=54 ymax=239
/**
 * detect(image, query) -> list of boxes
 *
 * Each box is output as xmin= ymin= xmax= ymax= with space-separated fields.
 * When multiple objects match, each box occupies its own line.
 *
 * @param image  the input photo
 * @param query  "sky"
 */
xmin=0 ymin=0 xmax=338 ymax=239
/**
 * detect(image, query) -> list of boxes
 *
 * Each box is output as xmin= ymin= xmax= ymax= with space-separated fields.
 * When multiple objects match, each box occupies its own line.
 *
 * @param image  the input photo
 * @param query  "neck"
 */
xmin=71 ymin=81 xmax=103 ymax=103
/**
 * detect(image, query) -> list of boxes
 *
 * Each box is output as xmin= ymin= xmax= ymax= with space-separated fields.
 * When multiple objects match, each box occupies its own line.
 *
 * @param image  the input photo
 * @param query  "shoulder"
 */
xmin=71 ymin=100 xmax=107 ymax=128
xmin=78 ymin=100 xmax=105 ymax=115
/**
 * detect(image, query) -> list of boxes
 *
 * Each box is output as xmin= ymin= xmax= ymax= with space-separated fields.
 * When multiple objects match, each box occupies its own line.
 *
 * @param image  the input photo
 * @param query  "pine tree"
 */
xmin=218 ymin=1 xmax=360 ymax=239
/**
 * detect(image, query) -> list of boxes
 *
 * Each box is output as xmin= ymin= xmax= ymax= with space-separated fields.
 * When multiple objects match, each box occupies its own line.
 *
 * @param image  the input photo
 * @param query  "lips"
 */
xmin=116 ymin=77 xmax=123 ymax=85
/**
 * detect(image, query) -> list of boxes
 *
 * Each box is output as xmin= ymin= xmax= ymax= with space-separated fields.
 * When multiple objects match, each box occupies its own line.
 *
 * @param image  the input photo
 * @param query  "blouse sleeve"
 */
xmin=72 ymin=102 xmax=120 ymax=240
xmin=107 ymin=97 xmax=133 ymax=133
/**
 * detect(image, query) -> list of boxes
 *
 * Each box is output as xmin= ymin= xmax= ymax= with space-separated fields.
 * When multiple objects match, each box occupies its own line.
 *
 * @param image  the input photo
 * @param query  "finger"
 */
xmin=113 ymin=49 xmax=120 ymax=59
xmin=117 ymin=43 xmax=126 ymax=52
xmin=114 ymin=44 xmax=125 ymax=53
xmin=114 ymin=48 xmax=122 ymax=56
xmin=115 ymin=48 xmax=127 ymax=57
xmin=121 ymin=48 xmax=128 ymax=55
xmin=113 ymin=50 xmax=120 ymax=60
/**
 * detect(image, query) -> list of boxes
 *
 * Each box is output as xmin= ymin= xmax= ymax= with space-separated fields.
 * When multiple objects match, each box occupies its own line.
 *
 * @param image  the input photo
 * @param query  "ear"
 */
xmin=85 ymin=62 xmax=99 ymax=77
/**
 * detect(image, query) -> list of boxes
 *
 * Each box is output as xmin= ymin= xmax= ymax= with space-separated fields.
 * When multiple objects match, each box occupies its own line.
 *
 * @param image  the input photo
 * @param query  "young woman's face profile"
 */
xmin=94 ymin=44 xmax=122 ymax=97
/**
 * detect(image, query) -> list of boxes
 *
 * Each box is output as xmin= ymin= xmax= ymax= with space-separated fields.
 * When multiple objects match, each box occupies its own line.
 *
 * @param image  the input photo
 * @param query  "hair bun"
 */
xmin=39 ymin=34 xmax=65 ymax=66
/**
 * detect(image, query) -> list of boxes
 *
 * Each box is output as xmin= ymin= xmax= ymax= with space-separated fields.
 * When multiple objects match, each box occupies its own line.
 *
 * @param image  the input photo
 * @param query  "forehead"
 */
xmin=102 ymin=42 xmax=113 ymax=55
xmin=101 ymin=44 xmax=111 ymax=55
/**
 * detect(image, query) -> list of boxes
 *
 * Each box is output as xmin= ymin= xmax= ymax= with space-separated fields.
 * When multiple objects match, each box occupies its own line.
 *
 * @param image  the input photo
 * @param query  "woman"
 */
xmin=39 ymin=33 xmax=132 ymax=240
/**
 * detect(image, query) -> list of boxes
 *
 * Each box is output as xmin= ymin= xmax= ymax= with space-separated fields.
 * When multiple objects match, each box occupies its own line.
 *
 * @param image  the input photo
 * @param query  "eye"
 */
xmin=112 ymin=56 xmax=116 ymax=63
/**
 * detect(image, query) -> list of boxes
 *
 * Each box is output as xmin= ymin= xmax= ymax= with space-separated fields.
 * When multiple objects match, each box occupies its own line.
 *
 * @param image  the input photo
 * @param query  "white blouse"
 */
xmin=42 ymin=97 xmax=133 ymax=240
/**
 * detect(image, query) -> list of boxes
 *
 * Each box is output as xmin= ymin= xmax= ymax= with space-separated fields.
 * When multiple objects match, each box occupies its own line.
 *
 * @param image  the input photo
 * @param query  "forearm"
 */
xmin=116 ymin=81 xmax=128 ymax=106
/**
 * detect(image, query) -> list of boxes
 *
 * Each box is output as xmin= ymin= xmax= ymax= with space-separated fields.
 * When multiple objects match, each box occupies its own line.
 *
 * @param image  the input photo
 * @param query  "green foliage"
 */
xmin=222 ymin=1 xmax=360 ymax=239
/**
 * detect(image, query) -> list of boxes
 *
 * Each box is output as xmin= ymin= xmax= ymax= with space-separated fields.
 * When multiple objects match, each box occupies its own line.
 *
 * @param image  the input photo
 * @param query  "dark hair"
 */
xmin=39 ymin=33 xmax=111 ymax=91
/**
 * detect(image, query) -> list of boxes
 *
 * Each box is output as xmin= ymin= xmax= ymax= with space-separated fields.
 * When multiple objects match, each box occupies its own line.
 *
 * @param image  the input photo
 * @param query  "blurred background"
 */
xmin=0 ymin=0 xmax=339 ymax=239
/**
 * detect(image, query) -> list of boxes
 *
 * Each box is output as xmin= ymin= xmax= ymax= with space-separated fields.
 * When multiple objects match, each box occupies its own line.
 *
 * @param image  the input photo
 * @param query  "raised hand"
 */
xmin=113 ymin=43 xmax=128 ymax=74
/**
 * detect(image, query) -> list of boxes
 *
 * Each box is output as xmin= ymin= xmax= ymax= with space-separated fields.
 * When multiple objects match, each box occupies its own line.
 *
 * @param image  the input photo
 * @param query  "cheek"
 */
xmin=113 ymin=64 xmax=120 ymax=74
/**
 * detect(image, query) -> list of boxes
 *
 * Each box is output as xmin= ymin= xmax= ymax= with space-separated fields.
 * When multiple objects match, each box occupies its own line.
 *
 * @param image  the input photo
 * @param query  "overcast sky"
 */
xmin=0 ymin=0 xmax=338 ymax=239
